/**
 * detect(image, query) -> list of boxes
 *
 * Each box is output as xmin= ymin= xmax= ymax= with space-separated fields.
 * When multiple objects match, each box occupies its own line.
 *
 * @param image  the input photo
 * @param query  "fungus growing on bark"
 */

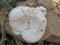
xmin=9 ymin=6 xmax=47 ymax=43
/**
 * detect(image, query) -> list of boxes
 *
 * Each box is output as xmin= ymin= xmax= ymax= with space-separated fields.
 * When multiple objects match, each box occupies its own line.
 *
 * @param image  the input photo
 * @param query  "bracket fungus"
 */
xmin=9 ymin=6 xmax=47 ymax=43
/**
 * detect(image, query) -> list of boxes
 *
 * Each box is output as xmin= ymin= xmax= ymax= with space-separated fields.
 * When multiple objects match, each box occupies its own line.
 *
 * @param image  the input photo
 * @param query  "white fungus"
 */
xmin=9 ymin=6 xmax=47 ymax=43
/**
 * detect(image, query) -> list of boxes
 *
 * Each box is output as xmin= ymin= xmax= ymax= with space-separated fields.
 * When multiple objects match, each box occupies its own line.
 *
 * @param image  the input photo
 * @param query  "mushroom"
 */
xmin=9 ymin=6 xmax=47 ymax=43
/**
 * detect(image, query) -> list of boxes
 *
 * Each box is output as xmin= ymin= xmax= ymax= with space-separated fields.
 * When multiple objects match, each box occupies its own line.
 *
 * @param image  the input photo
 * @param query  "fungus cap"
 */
xmin=9 ymin=6 xmax=47 ymax=43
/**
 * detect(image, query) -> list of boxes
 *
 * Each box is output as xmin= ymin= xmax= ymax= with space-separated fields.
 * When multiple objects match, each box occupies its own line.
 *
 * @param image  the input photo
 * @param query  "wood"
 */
xmin=26 ymin=0 xmax=39 ymax=7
